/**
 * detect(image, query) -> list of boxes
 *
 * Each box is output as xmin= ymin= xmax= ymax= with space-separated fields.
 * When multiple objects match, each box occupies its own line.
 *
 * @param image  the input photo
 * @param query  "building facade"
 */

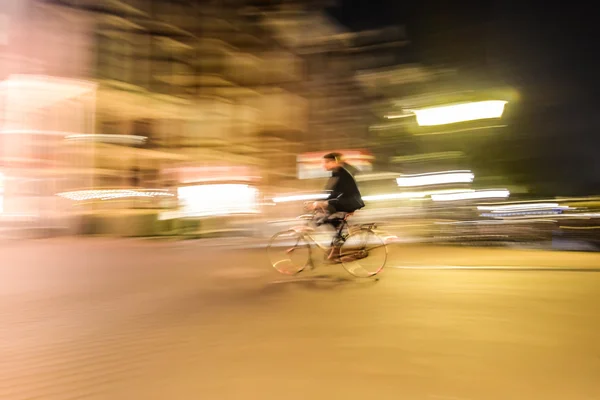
xmin=1 ymin=0 xmax=422 ymax=235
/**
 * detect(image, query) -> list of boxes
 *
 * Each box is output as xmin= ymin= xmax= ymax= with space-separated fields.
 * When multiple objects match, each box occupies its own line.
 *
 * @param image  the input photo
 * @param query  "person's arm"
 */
xmin=314 ymin=173 xmax=341 ymax=210
xmin=326 ymin=170 xmax=351 ymax=204
xmin=325 ymin=170 xmax=341 ymax=200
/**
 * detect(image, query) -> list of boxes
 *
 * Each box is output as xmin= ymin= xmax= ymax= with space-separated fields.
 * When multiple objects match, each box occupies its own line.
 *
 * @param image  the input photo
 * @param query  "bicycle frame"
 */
xmin=288 ymin=213 xmax=356 ymax=253
xmin=269 ymin=211 xmax=388 ymax=277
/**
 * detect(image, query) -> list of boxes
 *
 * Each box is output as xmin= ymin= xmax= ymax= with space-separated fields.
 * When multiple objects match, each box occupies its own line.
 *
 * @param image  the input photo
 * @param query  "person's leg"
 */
xmin=324 ymin=203 xmax=344 ymax=261
xmin=313 ymin=202 xmax=333 ymax=226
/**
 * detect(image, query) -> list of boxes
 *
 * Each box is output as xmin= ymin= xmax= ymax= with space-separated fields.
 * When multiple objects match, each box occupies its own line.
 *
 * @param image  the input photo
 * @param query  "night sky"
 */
xmin=330 ymin=1 xmax=598 ymax=98
xmin=329 ymin=0 xmax=600 ymax=195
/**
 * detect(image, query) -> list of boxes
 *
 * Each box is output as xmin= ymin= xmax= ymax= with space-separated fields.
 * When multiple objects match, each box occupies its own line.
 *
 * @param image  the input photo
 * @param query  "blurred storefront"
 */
xmin=0 ymin=0 xmax=311 ymax=236
xmin=0 ymin=75 xmax=98 ymax=234
xmin=163 ymin=165 xmax=260 ymax=216
xmin=0 ymin=0 xmax=97 ymax=235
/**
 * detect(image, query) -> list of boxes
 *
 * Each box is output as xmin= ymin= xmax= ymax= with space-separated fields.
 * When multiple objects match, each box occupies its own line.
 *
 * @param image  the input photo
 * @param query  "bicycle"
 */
xmin=267 ymin=208 xmax=388 ymax=278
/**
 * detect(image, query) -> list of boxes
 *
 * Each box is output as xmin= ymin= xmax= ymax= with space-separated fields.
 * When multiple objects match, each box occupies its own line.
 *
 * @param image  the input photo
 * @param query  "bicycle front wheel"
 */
xmin=267 ymin=230 xmax=311 ymax=275
xmin=340 ymin=229 xmax=387 ymax=278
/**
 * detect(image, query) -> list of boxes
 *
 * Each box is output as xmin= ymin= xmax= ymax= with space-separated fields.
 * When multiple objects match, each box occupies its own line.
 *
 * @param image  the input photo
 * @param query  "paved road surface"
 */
xmin=1 ymin=239 xmax=600 ymax=400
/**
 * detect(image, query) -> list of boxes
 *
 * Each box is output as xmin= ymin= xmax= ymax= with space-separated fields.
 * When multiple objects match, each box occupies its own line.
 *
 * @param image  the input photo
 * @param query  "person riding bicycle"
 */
xmin=310 ymin=152 xmax=365 ymax=261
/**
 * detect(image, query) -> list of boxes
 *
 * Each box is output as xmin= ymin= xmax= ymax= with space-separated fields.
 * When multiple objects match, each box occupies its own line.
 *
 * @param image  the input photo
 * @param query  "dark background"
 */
xmin=329 ymin=1 xmax=600 ymax=195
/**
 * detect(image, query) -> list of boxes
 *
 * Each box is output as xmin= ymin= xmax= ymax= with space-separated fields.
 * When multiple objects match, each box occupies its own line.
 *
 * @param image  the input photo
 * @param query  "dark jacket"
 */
xmin=342 ymin=162 xmax=359 ymax=176
xmin=326 ymin=166 xmax=365 ymax=213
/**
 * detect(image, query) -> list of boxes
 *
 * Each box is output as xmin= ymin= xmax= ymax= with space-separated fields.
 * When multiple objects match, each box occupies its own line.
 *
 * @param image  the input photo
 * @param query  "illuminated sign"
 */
xmin=178 ymin=184 xmax=259 ymax=217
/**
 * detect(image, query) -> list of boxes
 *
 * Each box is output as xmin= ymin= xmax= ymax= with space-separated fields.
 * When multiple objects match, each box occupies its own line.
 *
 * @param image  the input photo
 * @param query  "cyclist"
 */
xmin=310 ymin=152 xmax=365 ymax=261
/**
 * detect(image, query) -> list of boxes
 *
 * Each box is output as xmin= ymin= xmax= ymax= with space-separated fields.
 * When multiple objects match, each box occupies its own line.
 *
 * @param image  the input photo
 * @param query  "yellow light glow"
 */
xmin=65 ymin=134 xmax=147 ymax=145
xmin=412 ymin=100 xmax=508 ymax=126
xmin=385 ymin=113 xmax=413 ymax=120
xmin=396 ymin=170 xmax=474 ymax=187
xmin=57 ymin=189 xmax=174 ymax=201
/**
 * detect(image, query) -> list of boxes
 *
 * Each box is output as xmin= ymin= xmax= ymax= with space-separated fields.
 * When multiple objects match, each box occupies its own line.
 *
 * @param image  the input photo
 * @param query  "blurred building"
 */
xmin=263 ymin=8 xmax=408 ymax=152
xmin=79 ymin=0 xmax=309 ymax=189
xmin=1 ymin=0 xmax=314 ymax=234
xmin=3 ymin=0 xmax=463 ymax=236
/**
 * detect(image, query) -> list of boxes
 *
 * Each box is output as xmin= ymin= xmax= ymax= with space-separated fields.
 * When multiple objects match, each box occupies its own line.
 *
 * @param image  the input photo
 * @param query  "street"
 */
xmin=1 ymin=239 xmax=600 ymax=400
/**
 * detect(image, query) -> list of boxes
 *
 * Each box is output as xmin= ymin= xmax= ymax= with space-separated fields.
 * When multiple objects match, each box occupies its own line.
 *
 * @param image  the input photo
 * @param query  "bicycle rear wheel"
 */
xmin=340 ymin=229 xmax=387 ymax=278
xmin=267 ymin=230 xmax=311 ymax=275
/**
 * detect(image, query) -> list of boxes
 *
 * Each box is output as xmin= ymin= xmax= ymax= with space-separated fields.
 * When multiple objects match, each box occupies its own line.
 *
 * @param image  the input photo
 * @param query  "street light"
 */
xmin=396 ymin=170 xmax=475 ymax=187
xmin=431 ymin=189 xmax=510 ymax=202
xmin=410 ymin=100 xmax=508 ymax=126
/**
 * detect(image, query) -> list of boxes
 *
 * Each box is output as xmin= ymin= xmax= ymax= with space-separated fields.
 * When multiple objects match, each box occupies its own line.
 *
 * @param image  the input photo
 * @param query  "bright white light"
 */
xmin=412 ymin=100 xmax=508 ymax=126
xmin=0 ymin=75 xmax=97 ymax=113
xmin=477 ymin=203 xmax=569 ymax=212
xmin=481 ymin=210 xmax=562 ymax=218
xmin=178 ymin=184 xmax=258 ymax=216
xmin=432 ymin=189 xmax=510 ymax=202
xmin=385 ymin=113 xmax=414 ymax=120
xmin=272 ymin=193 xmax=329 ymax=203
xmin=0 ymin=75 xmax=96 ymax=91
xmin=57 ymin=189 xmax=174 ymax=201
xmin=363 ymin=189 xmax=470 ymax=202
xmin=396 ymin=170 xmax=474 ymax=187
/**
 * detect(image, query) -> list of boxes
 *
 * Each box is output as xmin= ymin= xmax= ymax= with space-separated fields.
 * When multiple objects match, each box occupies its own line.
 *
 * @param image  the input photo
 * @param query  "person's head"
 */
xmin=323 ymin=152 xmax=342 ymax=171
